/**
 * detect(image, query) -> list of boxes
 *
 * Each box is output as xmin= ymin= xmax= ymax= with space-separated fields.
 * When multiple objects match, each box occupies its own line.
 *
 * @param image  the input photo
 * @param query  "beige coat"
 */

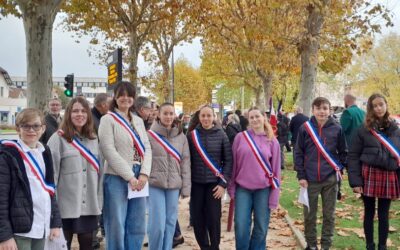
xmin=98 ymin=110 xmax=152 ymax=181
xmin=148 ymin=122 xmax=191 ymax=197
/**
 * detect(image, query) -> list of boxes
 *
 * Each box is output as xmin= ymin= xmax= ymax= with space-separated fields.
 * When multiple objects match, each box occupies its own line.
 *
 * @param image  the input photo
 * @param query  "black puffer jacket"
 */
xmin=348 ymin=121 xmax=400 ymax=188
xmin=187 ymin=125 xmax=232 ymax=188
xmin=0 ymin=143 xmax=62 ymax=242
xmin=294 ymin=116 xmax=347 ymax=182
xmin=225 ymin=123 xmax=242 ymax=145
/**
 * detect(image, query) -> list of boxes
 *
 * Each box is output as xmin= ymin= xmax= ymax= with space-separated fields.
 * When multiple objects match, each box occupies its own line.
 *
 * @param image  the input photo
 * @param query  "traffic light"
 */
xmin=64 ymin=74 xmax=74 ymax=97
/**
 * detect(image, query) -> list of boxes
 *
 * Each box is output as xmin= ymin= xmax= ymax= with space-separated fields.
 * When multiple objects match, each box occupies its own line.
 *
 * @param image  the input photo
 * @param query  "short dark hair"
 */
xmin=109 ymin=81 xmax=136 ymax=113
xmin=235 ymin=109 xmax=242 ymax=116
xmin=312 ymin=97 xmax=331 ymax=108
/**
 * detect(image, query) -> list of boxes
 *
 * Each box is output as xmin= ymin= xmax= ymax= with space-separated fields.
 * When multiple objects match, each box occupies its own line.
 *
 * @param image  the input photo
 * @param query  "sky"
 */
xmin=0 ymin=1 xmax=399 ymax=79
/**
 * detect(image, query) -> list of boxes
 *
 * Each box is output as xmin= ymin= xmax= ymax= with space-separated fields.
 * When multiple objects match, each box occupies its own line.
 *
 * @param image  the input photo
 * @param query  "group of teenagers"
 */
xmin=0 ymin=79 xmax=399 ymax=250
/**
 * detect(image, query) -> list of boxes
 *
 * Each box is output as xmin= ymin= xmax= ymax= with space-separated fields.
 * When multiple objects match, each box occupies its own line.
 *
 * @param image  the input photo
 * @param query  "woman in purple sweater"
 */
xmin=228 ymin=107 xmax=281 ymax=250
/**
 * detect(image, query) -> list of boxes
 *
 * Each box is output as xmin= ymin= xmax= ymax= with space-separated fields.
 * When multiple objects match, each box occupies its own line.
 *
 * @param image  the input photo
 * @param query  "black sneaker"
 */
xmin=172 ymin=237 xmax=184 ymax=248
xmin=143 ymin=242 xmax=149 ymax=247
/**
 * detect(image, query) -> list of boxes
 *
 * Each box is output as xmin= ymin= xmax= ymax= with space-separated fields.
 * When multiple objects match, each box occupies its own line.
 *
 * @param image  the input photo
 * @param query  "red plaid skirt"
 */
xmin=362 ymin=164 xmax=400 ymax=199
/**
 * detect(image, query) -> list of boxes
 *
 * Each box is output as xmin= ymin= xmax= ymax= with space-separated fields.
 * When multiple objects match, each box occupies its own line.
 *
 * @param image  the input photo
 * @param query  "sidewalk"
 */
xmin=72 ymin=198 xmax=300 ymax=250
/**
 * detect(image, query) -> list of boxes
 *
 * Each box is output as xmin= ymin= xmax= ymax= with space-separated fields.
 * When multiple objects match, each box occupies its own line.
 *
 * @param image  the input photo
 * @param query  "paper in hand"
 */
xmin=127 ymin=182 xmax=149 ymax=199
xmin=44 ymin=230 xmax=67 ymax=250
xmin=298 ymin=187 xmax=310 ymax=211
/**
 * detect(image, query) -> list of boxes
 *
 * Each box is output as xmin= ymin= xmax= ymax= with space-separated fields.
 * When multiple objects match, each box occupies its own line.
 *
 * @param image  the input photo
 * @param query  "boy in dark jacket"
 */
xmin=0 ymin=108 xmax=62 ymax=250
xmin=294 ymin=97 xmax=347 ymax=250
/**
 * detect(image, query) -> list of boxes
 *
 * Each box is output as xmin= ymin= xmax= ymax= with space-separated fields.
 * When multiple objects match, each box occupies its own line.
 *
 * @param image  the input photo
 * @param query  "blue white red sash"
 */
xmin=191 ymin=129 xmax=227 ymax=183
xmin=303 ymin=121 xmax=343 ymax=180
xmin=0 ymin=140 xmax=55 ymax=196
xmin=370 ymin=129 xmax=400 ymax=167
xmin=242 ymin=131 xmax=280 ymax=189
xmin=58 ymin=130 xmax=100 ymax=173
xmin=108 ymin=111 xmax=145 ymax=159
xmin=148 ymin=130 xmax=181 ymax=163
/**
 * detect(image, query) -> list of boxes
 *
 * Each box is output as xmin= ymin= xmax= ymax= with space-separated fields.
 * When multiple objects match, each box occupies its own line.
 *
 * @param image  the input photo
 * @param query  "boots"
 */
xmin=366 ymin=243 xmax=375 ymax=250
xmin=378 ymin=245 xmax=387 ymax=250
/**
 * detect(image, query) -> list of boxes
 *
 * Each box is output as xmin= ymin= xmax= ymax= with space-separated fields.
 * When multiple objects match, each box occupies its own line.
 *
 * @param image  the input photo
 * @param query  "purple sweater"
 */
xmin=228 ymin=129 xmax=281 ymax=209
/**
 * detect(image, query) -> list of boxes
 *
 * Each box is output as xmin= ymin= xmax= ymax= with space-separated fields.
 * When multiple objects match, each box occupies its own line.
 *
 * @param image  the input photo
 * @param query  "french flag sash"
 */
xmin=108 ymin=111 xmax=145 ymax=159
xmin=242 ymin=131 xmax=280 ymax=189
xmin=0 ymin=140 xmax=55 ymax=196
xmin=191 ymin=129 xmax=227 ymax=183
xmin=58 ymin=130 xmax=100 ymax=173
xmin=148 ymin=130 xmax=181 ymax=163
xmin=370 ymin=129 xmax=400 ymax=167
xmin=304 ymin=121 xmax=343 ymax=180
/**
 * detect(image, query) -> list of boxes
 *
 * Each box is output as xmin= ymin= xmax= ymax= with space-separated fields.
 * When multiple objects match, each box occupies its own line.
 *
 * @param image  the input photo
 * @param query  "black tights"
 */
xmin=64 ymin=230 xmax=94 ymax=250
xmin=363 ymin=196 xmax=391 ymax=246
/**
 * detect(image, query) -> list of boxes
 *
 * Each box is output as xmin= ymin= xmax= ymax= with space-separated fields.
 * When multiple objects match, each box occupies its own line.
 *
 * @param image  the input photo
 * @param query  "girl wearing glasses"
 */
xmin=47 ymin=97 xmax=103 ymax=250
xmin=0 ymin=108 xmax=62 ymax=250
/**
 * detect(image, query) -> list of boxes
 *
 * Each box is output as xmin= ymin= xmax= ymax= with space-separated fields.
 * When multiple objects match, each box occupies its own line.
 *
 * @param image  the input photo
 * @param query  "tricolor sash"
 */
xmin=191 ymin=129 xmax=227 ymax=183
xmin=303 ymin=121 xmax=343 ymax=180
xmin=370 ymin=129 xmax=400 ymax=167
xmin=0 ymin=140 xmax=55 ymax=196
xmin=242 ymin=131 xmax=280 ymax=189
xmin=58 ymin=130 xmax=100 ymax=173
xmin=108 ymin=111 xmax=145 ymax=159
xmin=148 ymin=130 xmax=181 ymax=163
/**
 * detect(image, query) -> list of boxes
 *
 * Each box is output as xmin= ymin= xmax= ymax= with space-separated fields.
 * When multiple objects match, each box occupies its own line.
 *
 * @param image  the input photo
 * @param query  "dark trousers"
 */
xmin=191 ymin=182 xmax=221 ymax=250
xmin=363 ymin=196 xmax=391 ymax=247
xmin=174 ymin=220 xmax=181 ymax=238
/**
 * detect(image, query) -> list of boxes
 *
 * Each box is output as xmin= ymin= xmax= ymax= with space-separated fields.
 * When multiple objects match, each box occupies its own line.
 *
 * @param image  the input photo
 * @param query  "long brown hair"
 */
xmin=248 ymin=107 xmax=275 ymax=140
xmin=365 ymin=93 xmax=391 ymax=130
xmin=156 ymin=102 xmax=183 ymax=134
xmin=60 ymin=97 xmax=96 ymax=142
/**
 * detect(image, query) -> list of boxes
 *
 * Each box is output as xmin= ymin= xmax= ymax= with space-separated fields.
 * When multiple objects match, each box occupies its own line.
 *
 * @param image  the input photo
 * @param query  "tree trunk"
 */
xmin=128 ymin=31 xmax=140 ymax=89
xmin=253 ymin=86 xmax=263 ymax=108
xmin=256 ymin=69 xmax=273 ymax=111
xmin=19 ymin=1 xmax=61 ymax=110
xmin=161 ymin=61 xmax=171 ymax=103
xmin=298 ymin=1 xmax=330 ymax=116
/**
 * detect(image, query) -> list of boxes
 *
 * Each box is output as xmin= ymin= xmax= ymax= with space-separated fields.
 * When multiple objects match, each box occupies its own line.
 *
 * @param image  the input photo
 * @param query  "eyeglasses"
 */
xmin=19 ymin=124 xmax=43 ymax=132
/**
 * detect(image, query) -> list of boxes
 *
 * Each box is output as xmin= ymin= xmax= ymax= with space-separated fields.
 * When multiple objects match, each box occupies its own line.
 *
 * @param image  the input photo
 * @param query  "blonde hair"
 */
xmin=248 ymin=107 xmax=275 ymax=140
xmin=16 ymin=108 xmax=45 ymax=127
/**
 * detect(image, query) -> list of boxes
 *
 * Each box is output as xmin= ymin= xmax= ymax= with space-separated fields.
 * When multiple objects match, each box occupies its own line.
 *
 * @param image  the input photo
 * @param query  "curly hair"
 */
xmin=365 ymin=93 xmax=391 ymax=130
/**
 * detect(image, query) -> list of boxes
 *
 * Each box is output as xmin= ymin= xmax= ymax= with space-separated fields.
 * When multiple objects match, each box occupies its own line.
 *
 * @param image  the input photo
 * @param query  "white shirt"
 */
xmin=15 ymin=139 xmax=51 ymax=239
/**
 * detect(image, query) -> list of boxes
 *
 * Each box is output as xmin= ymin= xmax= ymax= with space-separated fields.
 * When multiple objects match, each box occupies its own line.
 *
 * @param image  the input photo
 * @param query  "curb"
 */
xmin=284 ymin=213 xmax=306 ymax=249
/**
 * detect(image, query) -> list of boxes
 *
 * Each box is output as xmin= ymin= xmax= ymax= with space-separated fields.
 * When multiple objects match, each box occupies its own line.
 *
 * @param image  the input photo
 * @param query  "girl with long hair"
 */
xmin=147 ymin=103 xmax=191 ymax=250
xmin=348 ymin=93 xmax=400 ymax=250
xmin=98 ymin=81 xmax=152 ymax=250
xmin=187 ymin=105 xmax=232 ymax=250
xmin=47 ymin=97 xmax=102 ymax=250
xmin=228 ymin=107 xmax=281 ymax=250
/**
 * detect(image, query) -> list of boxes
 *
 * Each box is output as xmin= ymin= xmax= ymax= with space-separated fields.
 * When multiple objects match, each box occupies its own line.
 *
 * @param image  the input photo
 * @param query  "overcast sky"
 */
xmin=0 ymin=1 xmax=399 ymax=78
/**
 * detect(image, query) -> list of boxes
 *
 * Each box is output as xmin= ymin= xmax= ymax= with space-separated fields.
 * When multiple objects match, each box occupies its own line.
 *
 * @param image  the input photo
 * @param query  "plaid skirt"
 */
xmin=362 ymin=164 xmax=400 ymax=199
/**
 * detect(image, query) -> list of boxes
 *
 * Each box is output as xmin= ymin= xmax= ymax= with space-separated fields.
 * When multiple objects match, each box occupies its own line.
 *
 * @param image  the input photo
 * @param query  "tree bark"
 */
xmin=18 ymin=0 xmax=61 ymax=110
xmin=256 ymin=69 xmax=273 ymax=111
xmin=128 ymin=30 xmax=140 ymax=89
xmin=298 ymin=1 xmax=330 ymax=116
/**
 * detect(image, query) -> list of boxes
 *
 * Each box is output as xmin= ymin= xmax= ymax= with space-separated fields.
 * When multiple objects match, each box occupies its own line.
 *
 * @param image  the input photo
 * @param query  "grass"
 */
xmin=280 ymin=152 xmax=400 ymax=250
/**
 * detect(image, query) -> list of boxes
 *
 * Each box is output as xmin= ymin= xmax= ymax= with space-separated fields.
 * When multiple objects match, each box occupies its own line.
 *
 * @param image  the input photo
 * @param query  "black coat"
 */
xmin=225 ymin=123 xmax=242 ymax=145
xmin=0 ymin=143 xmax=62 ymax=242
xmin=239 ymin=115 xmax=249 ymax=132
xmin=348 ymin=121 xmax=400 ymax=188
xmin=289 ymin=113 xmax=309 ymax=144
xmin=277 ymin=115 xmax=290 ymax=144
xmin=294 ymin=116 xmax=347 ymax=182
xmin=187 ymin=125 xmax=233 ymax=188
xmin=40 ymin=114 xmax=60 ymax=145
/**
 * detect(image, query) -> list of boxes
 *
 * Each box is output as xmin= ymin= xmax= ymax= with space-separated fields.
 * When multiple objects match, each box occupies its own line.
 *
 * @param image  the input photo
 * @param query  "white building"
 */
xmin=0 ymin=67 xmax=27 ymax=126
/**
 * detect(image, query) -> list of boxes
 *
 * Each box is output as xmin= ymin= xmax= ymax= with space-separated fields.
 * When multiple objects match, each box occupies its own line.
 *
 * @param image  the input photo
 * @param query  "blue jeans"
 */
xmin=234 ymin=186 xmax=271 ymax=250
xmin=148 ymin=186 xmax=180 ymax=250
xmin=103 ymin=165 xmax=146 ymax=250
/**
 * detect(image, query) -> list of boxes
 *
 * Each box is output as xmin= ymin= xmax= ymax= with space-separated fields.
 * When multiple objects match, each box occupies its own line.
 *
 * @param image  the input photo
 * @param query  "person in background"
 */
xmin=181 ymin=114 xmax=191 ymax=135
xmin=295 ymin=97 xmax=347 ymax=250
xmin=340 ymin=94 xmax=366 ymax=148
xmin=147 ymin=103 xmax=191 ymax=250
xmin=91 ymin=93 xmax=110 ymax=133
xmin=277 ymin=112 xmax=290 ymax=170
xmin=228 ymin=107 xmax=281 ymax=250
xmin=99 ymin=82 xmax=152 ymax=250
xmin=348 ymin=93 xmax=400 ymax=250
xmin=235 ymin=109 xmax=249 ymax=132
xmin=225 ymin=113 xmax=242 ymax=145
xmin=187 ymin=105 xmax=232 ymax=250
xmin=0 ymin=108 xmax=62 ymax=250
xmin=47 ymin=97 xmax=103 ymax=250
xmin=134 ymin=96 xmax=153 ymax=130
xmin=148 ymin=102 xmax=160 ymax=127
xmin=40 ymin=98 xmax=62 ymax=145
xmin=289 ymin=107 xmax=309 ymax=162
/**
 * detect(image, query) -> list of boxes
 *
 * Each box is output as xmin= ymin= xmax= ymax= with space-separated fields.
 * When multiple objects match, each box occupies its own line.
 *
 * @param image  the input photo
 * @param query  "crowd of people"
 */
xmin=0 ymin=82 xmax=399 ymax=250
